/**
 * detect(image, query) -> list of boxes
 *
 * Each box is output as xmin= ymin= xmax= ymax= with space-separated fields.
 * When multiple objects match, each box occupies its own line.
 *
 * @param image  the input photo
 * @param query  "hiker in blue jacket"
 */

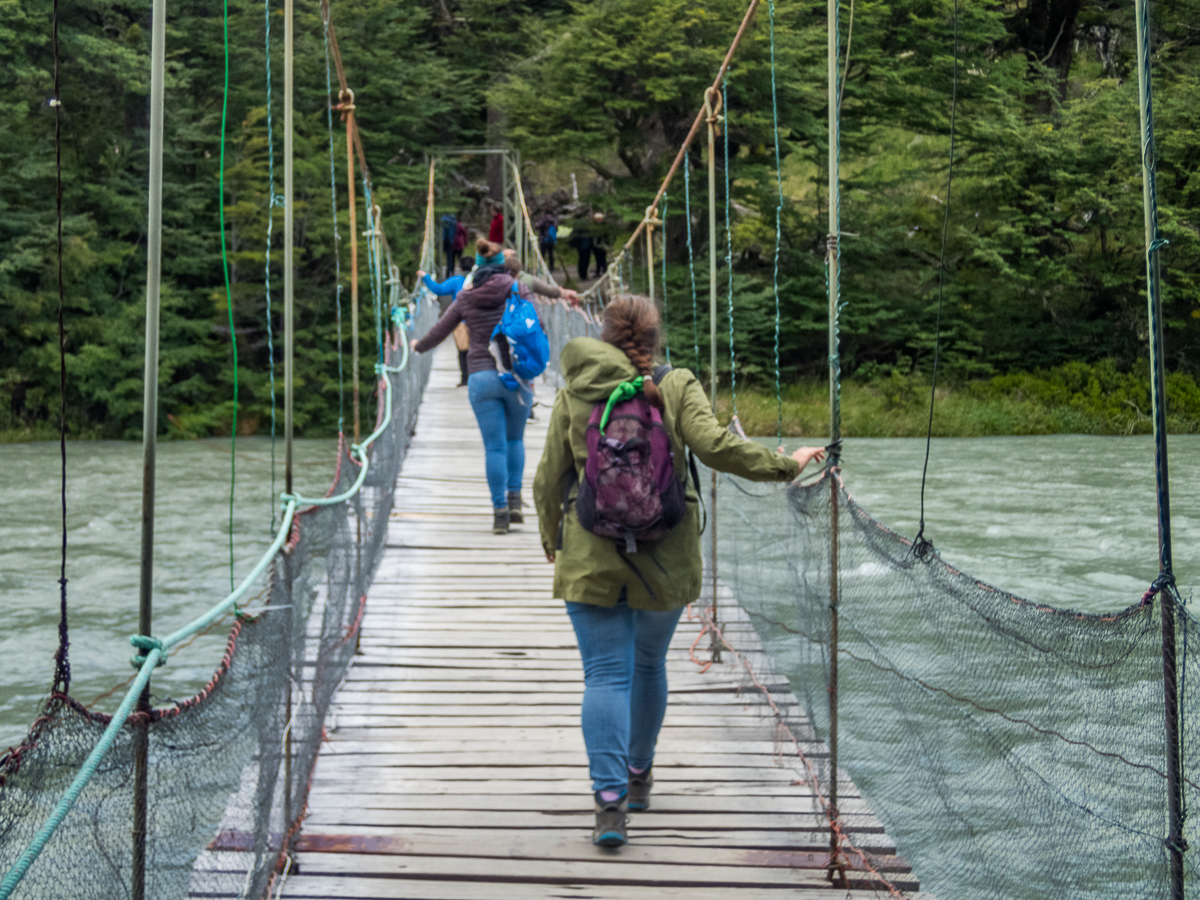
xmin=418 ymin=255 xmax=475 ymax=385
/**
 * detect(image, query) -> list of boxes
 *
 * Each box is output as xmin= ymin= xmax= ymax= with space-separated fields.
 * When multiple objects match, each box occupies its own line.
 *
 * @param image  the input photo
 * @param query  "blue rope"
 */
xmin=322 ymin=2 xmax=344 ymax=435
xmin=684 ymin=159 xmax=700 ymax=373
xmin=723 ymin=79 xmax=737 ymax=419
xmin=662 ymin=192 xmax=670 ymax=364
xmin=263 ymin=0 xmax=279 ymax=532
xmin=768 ymin=0 xmax=783 ymax=444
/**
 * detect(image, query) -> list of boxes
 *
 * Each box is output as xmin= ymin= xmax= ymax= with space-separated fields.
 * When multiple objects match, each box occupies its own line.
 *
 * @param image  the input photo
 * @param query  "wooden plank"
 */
xmin=284 ymin=345 xmax=915 ymax=900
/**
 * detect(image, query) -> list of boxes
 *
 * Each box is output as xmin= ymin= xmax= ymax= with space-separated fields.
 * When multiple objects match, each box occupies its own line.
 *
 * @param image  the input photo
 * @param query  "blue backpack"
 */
xmin=491 ymin=287 xmax=550 ymax=383
xmin=441 ymin=214 xmax=457 ymax=245
xmin=546 ymin=223 xmax=558 ymax=244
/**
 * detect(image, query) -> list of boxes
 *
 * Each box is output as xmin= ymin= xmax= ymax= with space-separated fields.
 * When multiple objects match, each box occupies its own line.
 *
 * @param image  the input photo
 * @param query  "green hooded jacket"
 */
xmin=533 ymin=337 xmax=800 ymax=610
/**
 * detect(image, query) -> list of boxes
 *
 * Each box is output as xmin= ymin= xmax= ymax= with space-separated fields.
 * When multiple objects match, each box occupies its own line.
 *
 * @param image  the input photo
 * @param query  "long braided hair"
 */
xmin=601 ymin=295 xmax=664 ymax=410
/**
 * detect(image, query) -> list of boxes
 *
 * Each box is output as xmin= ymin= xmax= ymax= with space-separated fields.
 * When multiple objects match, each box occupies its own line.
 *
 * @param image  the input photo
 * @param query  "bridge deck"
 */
xmin=284 ymin=344 xmax=914 ymax=899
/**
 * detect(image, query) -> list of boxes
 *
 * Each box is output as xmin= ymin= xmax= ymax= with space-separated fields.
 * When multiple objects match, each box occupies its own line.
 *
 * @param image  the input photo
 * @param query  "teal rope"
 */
xmin=322 ymin=2 xmax=345 ymax=435
xmin=263 ymin=0 xmax=279 ymax=532
xmin=662 ymin=191 xmax=670 ymax=364
xmin=768 ymin=0 xmax=783 ymax=443
xmin=362 ymin=182 xmax=385 ymax=366
xmin=723 ymin=79 xmax=737 ymax=419
xmin=219 ymin=0 xmax=237 ymax=589
xmin=684 ymin=158 xmax=700 ymax=373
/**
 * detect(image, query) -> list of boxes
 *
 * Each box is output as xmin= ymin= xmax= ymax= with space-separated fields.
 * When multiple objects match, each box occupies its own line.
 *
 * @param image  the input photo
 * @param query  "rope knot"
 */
xmin=129 ymin=634 xmax=166 ymax=670
xmin=1141 ymin=570 xmax=1178 ymax=606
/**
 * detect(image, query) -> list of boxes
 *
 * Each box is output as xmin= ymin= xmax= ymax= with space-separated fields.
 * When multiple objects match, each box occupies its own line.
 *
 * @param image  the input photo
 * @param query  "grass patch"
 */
xmin=714 ymin=360 xmax=1200 ymax=438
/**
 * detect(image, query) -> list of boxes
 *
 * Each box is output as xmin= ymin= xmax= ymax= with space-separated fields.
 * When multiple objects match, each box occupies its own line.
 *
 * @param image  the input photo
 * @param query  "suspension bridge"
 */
xmin=0 ymin=0 xmax=1193 ymax=897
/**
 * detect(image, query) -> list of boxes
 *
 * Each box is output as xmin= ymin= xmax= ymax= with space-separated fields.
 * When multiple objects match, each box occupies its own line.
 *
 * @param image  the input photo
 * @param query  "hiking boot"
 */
xmin=627 ymin=766 xmax=653 ymax=811
xmin=592 ymin=793 xmax=628 ymax=848
xmin=492 ymin=507 xmax=509 ymax=534
xmin=507 ymin=492 xmax=524 ymax=524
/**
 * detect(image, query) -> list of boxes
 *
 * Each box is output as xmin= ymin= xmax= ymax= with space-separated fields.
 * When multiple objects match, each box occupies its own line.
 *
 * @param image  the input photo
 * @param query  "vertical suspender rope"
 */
xmin=645 ymin=209 xmax=656 ymax=314
xmin=345 ymin=91 xmax=360 ymax=443
xmin=768 ymin=0 xmax=784 ymax=445
xmin=322 ymin=5 xmax=345 ymax=435
xmin=685 ymin=160 xmax=700 ymax=373
xmin=219 ymin=0 xmax=238 ymax=591
xmin=662 ymin=193 xmax=670 ymax=364
xmin=723 ymin=80 xmax=737 ymax=424
xmin=282 ymin=0 xmax=296 ymax=840
xmin=1132 ymin=0 xmax=1185 ymax=894
xmin=264 ymin=0 xmax=279 ymax=531
xmin=825 ymin=0 xmax=844 ymax=882
xmin=132 ymin=0 xmax=167 ymax=894
xmin=51 ymin=0 xmax=70 ymax=700
xmin=705 ymin=86 xmax=722 ymax=664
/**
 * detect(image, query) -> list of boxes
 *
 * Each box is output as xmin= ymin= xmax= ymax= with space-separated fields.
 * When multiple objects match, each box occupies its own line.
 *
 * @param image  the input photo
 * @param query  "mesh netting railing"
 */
xmin=0 ymin=305 xmax=436 ymax=900
xmin=537 ymin=293 xmax=1195 ymax=898
xmin=707 ymin=464 xmax=1197 ymax=900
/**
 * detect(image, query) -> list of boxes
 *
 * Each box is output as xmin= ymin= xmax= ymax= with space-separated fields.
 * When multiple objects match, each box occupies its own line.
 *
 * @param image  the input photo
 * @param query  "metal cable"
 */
xmin=768 ymin=0 xmax=783 ymax=444
xmin=264 ymin=0 xmax=279 ymax=532
xmin=322 ymin=3 xmax=345 ymax=435
xmin=684 ymin=160 xmax=700 ymax=374
xmin=723 ymin=79 xmax=737 ymax=419
xmin=914 ymin=0 xmax=959 ymax=555
xmin=219 ymin=0 xmax=238 ymax=588
xmin=52 ymin=0 xmax=70 ymax=697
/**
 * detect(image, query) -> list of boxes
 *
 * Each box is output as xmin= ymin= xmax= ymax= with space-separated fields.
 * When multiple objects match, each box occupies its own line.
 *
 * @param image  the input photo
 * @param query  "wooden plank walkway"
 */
xmin=284 ymin=344 xmax=917 ymax=899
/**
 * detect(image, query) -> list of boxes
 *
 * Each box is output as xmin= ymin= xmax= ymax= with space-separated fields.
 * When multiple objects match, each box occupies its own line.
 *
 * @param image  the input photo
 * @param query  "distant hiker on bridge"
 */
xmin=532 ymin=296 xmax=827 ymax=849
xmin=567 ymin=217 xmax=593 ymax=280
xmin=488 ymin=203 xmax=504 ymax=244
xmin=417 ymin=255 xmax=475 ymax=385
xmin=502 ymin=249 xmax=580 ymax=306
xmin=590 ymin=212 xmax=611 ymax=278
xmin=537 ymin=211 xmax=558 ymax=272
xmin=410 ymin=252 xmax=532 ymax=534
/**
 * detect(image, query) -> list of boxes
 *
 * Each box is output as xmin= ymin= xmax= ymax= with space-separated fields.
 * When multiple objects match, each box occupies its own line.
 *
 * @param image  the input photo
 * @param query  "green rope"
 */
xmin=684 ymin=158 xmax=700 ymax=373
xmin=219 ymin=0 xmax=237 ymax=590
xmin=723 ymin=78 xmax=737 ymax=420
xmin=768 ymin=0 xmax=783 ymax=444
xmin=662 ymin=191 xmax=670 ymax=364
xmin=600 ymin=377 xmax=644 ymax=435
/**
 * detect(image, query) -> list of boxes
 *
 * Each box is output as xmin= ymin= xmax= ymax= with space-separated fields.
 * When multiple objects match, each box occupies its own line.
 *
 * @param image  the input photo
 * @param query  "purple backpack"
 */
xmin=575 ymin=376 xmax=687 ymax=553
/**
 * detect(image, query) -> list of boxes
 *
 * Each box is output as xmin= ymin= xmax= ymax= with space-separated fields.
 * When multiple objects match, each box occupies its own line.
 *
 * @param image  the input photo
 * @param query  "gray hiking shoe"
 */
xmin=628 ymin=767 xmax=653 ymax=810
xmin=592 ymin=794 xmax=628 ymax=848
xmin=507 ymin=492 xmax=524 ymax=524
xmin=492 ymin=507 xmax=509 ymax=534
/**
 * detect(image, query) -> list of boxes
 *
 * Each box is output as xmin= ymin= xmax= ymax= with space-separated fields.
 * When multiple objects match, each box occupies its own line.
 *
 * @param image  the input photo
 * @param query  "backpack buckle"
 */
xmin=624 ymin=531 xmax=637 ymax=554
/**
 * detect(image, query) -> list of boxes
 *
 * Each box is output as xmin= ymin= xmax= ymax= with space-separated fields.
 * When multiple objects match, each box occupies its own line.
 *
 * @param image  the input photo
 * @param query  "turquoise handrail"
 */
xmin=0 ymin=321 xmax=413 ymax=899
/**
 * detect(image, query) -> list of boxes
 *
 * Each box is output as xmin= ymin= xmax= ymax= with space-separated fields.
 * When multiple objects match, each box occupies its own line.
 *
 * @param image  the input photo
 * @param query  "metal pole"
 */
xmin=132 ymin=0 xmax=166 ymax=894
xmin=283 ymin=0 xmax=295 ymax=838
xmin=826 ymin=0 xmax=844 ymax=882
xmin=1132 ymin=3 xmax=1183 ymax=895
xmin=705 ymin=88 xmax=721 ymax=664
xmin=346 ymin=97 xmax=360 ymax=443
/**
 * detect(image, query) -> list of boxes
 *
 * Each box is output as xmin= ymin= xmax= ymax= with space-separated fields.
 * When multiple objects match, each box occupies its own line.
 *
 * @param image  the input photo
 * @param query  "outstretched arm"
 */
xmin=533 ymin=393 xmax=574 ymax=561
xmin=412 ymin=300 xmax=465 ymax=353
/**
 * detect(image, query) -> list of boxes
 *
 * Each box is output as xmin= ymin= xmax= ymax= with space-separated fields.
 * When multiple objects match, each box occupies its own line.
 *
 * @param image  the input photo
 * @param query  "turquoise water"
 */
xmin=0 ymin=437 xmax=336 ymax=748
xmin=1 ymin=433 xmax=1196 ymax=748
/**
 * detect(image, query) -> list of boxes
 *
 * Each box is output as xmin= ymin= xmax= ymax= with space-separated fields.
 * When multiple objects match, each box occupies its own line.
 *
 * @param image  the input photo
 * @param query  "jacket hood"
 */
xmin=561 ymin=337 xmax=639 ymax=403
xmin=463 ymin=270 xmax=513 ymax=306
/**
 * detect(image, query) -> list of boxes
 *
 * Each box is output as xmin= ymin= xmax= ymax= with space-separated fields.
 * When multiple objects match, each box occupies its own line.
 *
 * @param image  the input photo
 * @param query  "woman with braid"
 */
xmin=533 ymin=296 xmax=826 ymax=848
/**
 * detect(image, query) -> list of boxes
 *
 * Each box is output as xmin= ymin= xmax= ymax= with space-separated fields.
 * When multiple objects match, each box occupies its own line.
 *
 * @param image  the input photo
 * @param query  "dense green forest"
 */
xmin=2 ymin=0 xmax=1198 ymax=439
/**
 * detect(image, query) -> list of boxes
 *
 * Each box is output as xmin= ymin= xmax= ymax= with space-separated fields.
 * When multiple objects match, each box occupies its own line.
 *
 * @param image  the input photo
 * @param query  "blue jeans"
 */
xmin=565 ymin=597 xmax=685 ymax=795
xmin=467 ymin=370 xmax=531 ymax=509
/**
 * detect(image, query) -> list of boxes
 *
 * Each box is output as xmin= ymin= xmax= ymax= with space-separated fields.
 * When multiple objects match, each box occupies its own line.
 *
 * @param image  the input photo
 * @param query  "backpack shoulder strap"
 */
xmin=650 ymin=363 xmax=706 ymax=532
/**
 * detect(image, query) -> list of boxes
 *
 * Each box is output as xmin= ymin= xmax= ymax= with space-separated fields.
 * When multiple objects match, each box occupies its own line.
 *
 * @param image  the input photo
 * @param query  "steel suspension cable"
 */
xmin=662 ymin=192 xmax=670 ymax=363
xmin=321 ymin=1 xmax=345 ymax=435
xmin=264 ymin=0 xmax=280 ymax=531
xmin=685 ymin=159 xmax=700 ymax=373
xmin=723 ymin=79 xmax=738 ymax=421
xmin=52 ymin=0 xmax=70 ymax=697
xmin=768 ymin=0 xmax=784 ymax=444
xmin=219 ymin=0 xmax=238 ymax=589
xmin=913 ymin=0 xmax=959 ymax=556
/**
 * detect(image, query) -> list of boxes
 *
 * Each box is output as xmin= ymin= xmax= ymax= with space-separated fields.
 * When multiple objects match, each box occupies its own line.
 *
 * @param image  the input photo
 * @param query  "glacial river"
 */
xmin=1 ymin=433 xmax=1196 ymax=747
